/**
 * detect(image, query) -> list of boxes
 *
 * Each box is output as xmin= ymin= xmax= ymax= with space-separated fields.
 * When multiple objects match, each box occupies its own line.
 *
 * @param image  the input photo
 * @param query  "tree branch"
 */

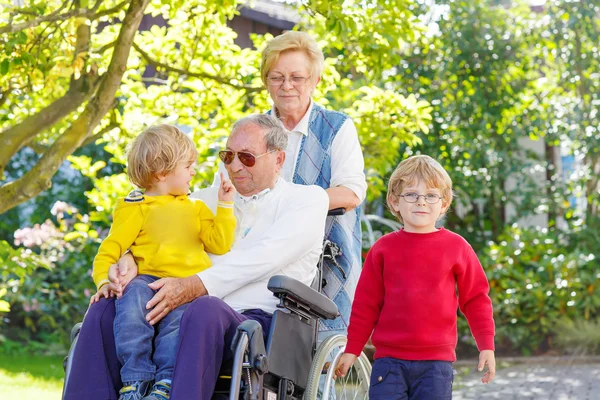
xmin=132 ymin=42 xmax=262 ymax=93
xmin=0 ymin=0 xmax=151 ymax=213
xmin=0 ymin=0 xmax=129 ymax=34
xmin=81 ymin=121 xmax=119 ymax=147
xmin=0 ymin=74 xmax=101 ymax=177
xmin=90 ymin=0 xmax=129 ymax=19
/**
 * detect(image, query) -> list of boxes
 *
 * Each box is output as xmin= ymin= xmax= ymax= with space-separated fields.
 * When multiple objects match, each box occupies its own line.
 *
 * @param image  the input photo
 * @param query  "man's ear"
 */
xmin=276 ymin=150 xmax=286 ymax=169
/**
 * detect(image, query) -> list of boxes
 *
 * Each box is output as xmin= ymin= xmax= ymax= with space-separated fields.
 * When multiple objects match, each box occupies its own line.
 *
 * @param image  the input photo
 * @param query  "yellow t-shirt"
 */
xmin=92 ymin=194 xmax=236 ymax=289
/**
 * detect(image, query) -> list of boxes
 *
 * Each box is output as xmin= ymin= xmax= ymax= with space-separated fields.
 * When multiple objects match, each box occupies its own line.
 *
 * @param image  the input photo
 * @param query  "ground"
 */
xmin=453 ymin=357 xmax=600 ymax=400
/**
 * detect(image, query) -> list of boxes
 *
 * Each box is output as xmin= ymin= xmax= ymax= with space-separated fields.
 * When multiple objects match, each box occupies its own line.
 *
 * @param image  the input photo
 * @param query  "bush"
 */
xmin=1 ymin=203 xmax=99 ymax=352
xmin=472 ymin=225 xmax=600 ymax=355
xmin=554 ymin=318 xmax=600 ymax=355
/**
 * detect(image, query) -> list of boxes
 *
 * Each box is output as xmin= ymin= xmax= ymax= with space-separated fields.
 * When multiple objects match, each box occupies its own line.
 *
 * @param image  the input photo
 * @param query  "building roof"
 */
xmin=239 ymin=0 xmax=300 ymax=30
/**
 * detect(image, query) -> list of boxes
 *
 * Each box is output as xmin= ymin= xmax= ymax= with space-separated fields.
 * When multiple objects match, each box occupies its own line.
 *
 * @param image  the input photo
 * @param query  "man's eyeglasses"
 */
xmin=399 ymin=193 xmax=442 ymax=204
xmin=218 ymin=149 xmax=279 ymax=167
xmin=267 ymin=75 xmax=311 ymax=87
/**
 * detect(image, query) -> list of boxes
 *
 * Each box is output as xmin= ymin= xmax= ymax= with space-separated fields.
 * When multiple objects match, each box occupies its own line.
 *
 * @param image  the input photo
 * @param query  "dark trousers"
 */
xmin=63 ymin=296 xmax=272 ymax=400
xmin=370 ymin=357 xmax=454 ymax=400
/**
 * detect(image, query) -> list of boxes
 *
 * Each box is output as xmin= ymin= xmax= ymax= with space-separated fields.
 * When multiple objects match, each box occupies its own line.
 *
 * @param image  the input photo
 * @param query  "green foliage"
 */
xmin=1 ymin=204 xmax=97 ymax=348
xmin=475 ymin=225 xmax=599 ymax=355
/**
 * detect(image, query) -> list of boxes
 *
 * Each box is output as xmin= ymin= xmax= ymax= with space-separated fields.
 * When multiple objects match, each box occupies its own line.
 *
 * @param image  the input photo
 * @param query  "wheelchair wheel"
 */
xmin=304 ymin=334 xmax=371 ymax=400
xmin=229 ymin=331 xmax=264 ymax=400
xmin=62 ymin=322 xmax=83 ymax=399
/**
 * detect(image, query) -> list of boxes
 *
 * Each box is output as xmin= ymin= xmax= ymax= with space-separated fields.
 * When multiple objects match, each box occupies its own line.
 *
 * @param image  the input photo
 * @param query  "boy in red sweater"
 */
xmin=335 ymin=155 xmax=496 ymax=399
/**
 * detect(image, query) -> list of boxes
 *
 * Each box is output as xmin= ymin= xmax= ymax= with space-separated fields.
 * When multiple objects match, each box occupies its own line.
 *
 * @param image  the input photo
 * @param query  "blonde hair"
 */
xmin=261 ymin=31 xmax=325 ymax=86
xmin=386 ymin=155 xmax=453 ymax=223
xmin=126 ymin=125 xmax=198 ymax=189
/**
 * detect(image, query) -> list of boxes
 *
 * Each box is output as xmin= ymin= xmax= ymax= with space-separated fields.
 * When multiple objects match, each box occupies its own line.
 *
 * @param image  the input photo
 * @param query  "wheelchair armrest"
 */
xmin=268 ymin=275 xmax=339 ymax=321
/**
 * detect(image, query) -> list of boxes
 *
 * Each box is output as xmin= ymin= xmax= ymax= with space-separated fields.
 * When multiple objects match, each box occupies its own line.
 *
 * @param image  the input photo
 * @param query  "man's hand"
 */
xmin=108 ymin=252 xmax=138 ymax=298
xmin=478 ymin=349 xmax=496 ymax=384
xmin=334 ymin=353 xmax=357 ymax=380
xmin=145 ymin=275 xmax=207 ymax=325
xmin=89 ymin=284 xmax=114 ymax=304
xmin=218 ymin=172 xmax=236 ymax=203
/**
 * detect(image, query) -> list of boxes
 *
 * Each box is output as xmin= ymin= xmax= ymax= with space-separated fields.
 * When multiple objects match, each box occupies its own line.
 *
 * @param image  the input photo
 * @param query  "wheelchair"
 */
xmin=63 ymin=214 xmax=371 ymax=399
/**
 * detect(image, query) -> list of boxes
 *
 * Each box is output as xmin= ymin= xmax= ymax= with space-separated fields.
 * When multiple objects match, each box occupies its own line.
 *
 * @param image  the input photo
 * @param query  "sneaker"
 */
xmin=142 ymin=379 xmax=171 ymax=400
xmin=118 ymin=380 xmax=153 ymax=400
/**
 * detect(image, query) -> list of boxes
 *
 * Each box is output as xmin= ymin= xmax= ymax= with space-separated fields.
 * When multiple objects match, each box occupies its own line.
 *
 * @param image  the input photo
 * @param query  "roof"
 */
xmin=239 ymin=0 xmax=300 ymax=30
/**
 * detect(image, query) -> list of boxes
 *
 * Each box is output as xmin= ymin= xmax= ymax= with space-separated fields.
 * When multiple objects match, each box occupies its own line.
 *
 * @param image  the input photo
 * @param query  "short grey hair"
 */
xmin=231 ymin=114 xmax=289 ymax=151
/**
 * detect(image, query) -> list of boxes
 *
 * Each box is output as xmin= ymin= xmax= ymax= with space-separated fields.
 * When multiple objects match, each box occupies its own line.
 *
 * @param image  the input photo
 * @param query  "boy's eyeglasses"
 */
xmin=218 ymin=149 xmax=279 ymax=167
xmin=400 ymin=193 xmax=442 ymax=204
xmin=267 ymin=75 xmax=311 ymax=87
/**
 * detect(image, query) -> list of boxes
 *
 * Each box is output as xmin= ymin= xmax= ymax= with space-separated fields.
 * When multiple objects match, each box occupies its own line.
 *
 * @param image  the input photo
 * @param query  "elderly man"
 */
xmin=64 ymin=114 xmax=329 ymax=400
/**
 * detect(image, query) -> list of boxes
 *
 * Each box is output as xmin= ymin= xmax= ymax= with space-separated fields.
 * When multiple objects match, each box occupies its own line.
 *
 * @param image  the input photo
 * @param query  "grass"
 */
xmin=0 ymin=354 xmax=64 ymax=400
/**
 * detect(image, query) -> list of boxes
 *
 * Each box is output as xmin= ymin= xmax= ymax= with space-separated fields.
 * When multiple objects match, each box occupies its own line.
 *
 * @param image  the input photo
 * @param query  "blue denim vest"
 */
xmin=271 ymin=104 xmax=363 ymax=335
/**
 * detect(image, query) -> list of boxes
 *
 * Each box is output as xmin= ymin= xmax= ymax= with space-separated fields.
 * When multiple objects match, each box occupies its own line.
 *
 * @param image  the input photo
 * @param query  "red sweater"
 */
xmin=345 ymin=228 xmax=495 ymax=362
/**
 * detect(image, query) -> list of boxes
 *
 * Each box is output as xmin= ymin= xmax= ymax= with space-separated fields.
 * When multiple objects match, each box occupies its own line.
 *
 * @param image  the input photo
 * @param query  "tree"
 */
xmin=1 ymin=0 xmax=151 ymax=213
xmin=530 ymin=0 xmax=600 ymax=221
xmin=387 ymin=0 xmax=549 ymax=246
xmin=0 ymin=0 xmax=431 ymax=214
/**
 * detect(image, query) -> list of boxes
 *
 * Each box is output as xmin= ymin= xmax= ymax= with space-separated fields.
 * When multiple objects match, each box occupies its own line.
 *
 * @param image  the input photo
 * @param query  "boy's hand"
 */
xmin=334 ymin=353 xmax=357 ymax=380
xmin=89 ymin=284 xmax=113 ymax=304
xmin=478 ymin=349 xmax=496 ymax=384
xmin=218 ymin=172 xmax=236 ymax=203
xmin=108 ymin=252 xmax=138 ymax=298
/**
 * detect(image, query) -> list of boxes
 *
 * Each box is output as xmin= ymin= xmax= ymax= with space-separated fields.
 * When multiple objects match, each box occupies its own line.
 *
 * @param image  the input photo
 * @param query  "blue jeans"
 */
xmin=370 ymin=358 xmax=454 ymax=400
xmin=114 ymin=274 xmax=189 ymax=383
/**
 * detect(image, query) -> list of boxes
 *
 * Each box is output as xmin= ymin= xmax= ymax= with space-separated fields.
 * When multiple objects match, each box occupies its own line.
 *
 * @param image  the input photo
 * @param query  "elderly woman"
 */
xmin=261 ymin=31 xmax=367 ymax=338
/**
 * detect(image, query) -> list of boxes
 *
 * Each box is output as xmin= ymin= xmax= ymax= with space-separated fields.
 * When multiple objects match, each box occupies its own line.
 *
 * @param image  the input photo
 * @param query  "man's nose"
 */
xmin=229 ymin=154 xmax=245 ymax=171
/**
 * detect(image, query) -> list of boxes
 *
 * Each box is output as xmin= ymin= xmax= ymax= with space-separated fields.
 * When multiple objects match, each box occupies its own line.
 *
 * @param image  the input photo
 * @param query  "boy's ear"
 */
xmin=154 ymin=173 xmax=167 ymax=183
xmin=389 ymin=196 xmax=401 ymax=213
xmin=438 ymin=201 xmax=450 ymax=219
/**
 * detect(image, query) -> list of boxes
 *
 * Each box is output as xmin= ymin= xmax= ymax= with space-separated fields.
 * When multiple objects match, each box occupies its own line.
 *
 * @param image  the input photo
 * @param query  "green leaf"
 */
xmin=0 ymin=59 xmax=9 ymax=75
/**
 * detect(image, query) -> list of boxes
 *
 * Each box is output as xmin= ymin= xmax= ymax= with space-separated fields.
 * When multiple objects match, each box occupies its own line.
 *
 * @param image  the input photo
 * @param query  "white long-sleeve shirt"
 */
xmin=190 ymin=179 xmax=329 ymax=313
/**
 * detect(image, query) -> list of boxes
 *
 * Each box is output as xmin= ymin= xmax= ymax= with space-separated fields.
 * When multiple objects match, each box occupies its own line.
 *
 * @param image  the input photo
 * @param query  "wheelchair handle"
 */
xmin=327 ymin=207 xmax=346 ymax=216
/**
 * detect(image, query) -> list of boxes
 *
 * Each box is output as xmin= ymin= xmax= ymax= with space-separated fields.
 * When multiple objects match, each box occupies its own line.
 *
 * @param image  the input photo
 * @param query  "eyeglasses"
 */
xmin=267 ymin=75 xmax=311 ymax=87
xmin=399 ymin=192 xmax=442 ymax=204
xmin=218 ymin=149 xmax=279 ymax=167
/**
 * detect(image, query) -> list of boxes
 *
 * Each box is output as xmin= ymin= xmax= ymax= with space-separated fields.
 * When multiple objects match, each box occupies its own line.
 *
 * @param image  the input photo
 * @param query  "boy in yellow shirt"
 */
xmin=90 ymin=125 xmax=236 ymax=400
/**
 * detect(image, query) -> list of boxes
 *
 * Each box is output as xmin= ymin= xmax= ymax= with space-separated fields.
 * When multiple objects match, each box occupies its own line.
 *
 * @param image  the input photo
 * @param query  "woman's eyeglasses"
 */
xmin=399 ymin=193 xmax=442 ymax=204
xmin=218 ymin=149 xmax=279 ymax=167
xmin=267 ymin=75 xmax=311 ymax=87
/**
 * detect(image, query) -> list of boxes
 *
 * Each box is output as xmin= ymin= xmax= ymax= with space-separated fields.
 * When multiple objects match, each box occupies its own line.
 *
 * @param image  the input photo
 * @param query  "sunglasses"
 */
xmin=218 ymin=149 xmax=279 ymax=167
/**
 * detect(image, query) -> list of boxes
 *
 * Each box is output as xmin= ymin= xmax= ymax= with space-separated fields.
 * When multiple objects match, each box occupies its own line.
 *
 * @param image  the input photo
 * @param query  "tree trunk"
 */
xmin=545 ymin=141 xmax=557 ymax=226
xmin=0 ymin=0 xmax=151 ymax=214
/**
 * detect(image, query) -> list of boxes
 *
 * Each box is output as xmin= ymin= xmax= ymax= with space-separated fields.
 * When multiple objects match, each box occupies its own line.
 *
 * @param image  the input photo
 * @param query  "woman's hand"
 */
xmin=108 ymin=252 xmax=138 ymax=298
xmin=334 ymin=353 xmax=357 ymax=379
xmin=326 ymin=186 xmax=361 ymax=211
xmin=89 ymin=284 xmax=114 ymax=304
